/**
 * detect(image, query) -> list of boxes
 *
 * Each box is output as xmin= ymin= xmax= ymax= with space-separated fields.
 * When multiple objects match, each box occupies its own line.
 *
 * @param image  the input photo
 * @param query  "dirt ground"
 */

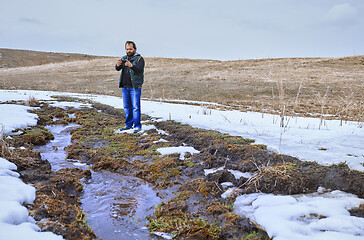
xmin=1 ymin=48 xmax=363 ymax=121
xmin=2 ymin=98 xmax=362 ymax=240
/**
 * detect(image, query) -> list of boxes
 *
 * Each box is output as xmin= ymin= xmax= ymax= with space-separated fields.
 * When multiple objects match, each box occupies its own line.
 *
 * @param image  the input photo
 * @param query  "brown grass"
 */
xmin=1 ymin=48 xmax=363 ymax=121
xmin=0 ymin=126 xmax=17 ymax=159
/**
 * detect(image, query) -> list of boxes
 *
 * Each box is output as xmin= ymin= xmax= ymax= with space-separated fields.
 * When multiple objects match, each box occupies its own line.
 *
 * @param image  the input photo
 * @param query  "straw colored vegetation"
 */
xmin=1 ymin=48 xmax=363 ymax=121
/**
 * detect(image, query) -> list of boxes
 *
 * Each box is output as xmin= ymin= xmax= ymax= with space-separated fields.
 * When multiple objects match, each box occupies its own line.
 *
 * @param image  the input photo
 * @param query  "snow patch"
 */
xmin=204 ymin=166 xmax=255 ymax=179
xmin=0 ymin=104 xmax=38 ymax=135
xmin=221 ymin=187 xmax=240 ymax=199
xmin=153 ymin=138 xmax=169 ymax=143
xmin=152 ymin=231 xmax=173 ymax=239
xmin=157 ymin=146 xmax=200 ymax=160
xmin=0 ymin=157 xmax=64 ymax=240
xmin=234 ymin=190 xmax=364 ymax=240
xmin=48 ymin=101 xmax=92 ymax=109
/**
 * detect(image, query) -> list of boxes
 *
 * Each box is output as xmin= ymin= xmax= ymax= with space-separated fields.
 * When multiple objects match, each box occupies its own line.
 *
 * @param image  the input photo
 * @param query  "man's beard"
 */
xmin=127 ymin=51 xmax=135 ymax=57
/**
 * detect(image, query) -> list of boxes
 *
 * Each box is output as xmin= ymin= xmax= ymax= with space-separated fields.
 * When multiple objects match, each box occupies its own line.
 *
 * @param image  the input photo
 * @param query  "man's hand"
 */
xmin=116 ymin=59 xmax=123 ymax=67
xmin=125 ymin=59 xmax=133 ymax=67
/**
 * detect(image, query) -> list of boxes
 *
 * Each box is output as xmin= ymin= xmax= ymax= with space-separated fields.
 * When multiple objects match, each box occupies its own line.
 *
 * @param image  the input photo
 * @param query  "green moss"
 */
xmin=66 ymin=110 xmax=189 ymax=183
xmin=174 ymin=191 xmax=194 ymax=201
xmin=334 ymin=161 xmax=349 ymax=168
xmin=13 ymin=126 xmax=55 ymax=146
xmin=75 ymin=209 xmax=90 ymax=227
xmin=28 ymin=127 xmax=54 ymax=140
xmin=251 ymin=144 xmax=267 ymax=150
xmin=243 ymin=231 xmax=270 ymax=240
xmin=148 ymin=216 xmax=221 ymax=239
xmin=184 ymin=160 xmax=195 ymax=168
xmin=137 ymin=156 xmax=183 ymax=183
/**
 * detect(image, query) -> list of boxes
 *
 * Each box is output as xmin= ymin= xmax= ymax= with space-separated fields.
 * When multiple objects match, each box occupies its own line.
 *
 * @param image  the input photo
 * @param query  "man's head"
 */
xmin=125 ymin=41 xmax=137 ymax=56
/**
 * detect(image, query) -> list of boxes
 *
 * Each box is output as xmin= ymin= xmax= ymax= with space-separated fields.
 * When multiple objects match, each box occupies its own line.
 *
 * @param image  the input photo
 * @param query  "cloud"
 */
xmin=323 ymin=3 xmax=358 ymax=24
xmin=18 ymin=17 xmax=43 ymax=25
xmin=1 ymin=0 xmax=362 ymax=59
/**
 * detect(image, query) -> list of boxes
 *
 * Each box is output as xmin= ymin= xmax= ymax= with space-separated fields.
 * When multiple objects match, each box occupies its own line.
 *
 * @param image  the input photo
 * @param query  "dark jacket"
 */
xmin=115 ymin=53 xmax=145 ymax=88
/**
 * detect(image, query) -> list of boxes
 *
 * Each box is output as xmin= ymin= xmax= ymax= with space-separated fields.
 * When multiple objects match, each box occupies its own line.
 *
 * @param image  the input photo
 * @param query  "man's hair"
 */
xmin=125 ymin=41 xmax=137 ymax=50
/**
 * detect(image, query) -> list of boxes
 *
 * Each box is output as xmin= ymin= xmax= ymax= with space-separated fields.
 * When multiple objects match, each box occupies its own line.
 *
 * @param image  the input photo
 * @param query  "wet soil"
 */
xmin=2 ymin=98 xmax=363 ymax=240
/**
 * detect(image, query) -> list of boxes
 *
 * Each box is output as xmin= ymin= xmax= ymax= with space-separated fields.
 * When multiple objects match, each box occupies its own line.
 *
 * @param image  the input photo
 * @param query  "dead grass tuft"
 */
xmin=241 ymin=162 xmax=296 ymax=191
xmin=25 ymin=96 xmax=40 ymax=107
xmin=0 ymin=126 xmax=17 ymax=159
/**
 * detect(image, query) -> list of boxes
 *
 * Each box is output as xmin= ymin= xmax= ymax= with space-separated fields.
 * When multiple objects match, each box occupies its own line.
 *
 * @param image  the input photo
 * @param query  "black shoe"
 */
xmin=119 ymin=126 xmax=132 ymax=131
xmin=133 ymin=128 xmax=142 ymax=133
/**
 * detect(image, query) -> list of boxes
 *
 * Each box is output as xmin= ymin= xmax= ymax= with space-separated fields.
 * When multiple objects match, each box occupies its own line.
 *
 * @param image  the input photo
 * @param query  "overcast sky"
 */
xmin=1 ymin=0 xmax=363 ymax=60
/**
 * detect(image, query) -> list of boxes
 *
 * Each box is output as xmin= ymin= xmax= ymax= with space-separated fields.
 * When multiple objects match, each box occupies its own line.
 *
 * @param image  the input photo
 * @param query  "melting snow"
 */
xmin=48 ymin=101 xmax=92 ymax=109
xmin=157 ymin=146 xmax=200 ymax=160
xmin=234 ymin=190 xmax=364 ymax=240
xmin=0 ymin=157 xmax=64 ymax=240
xmin=204 ymin=166 xmax=255 ymax=179
xmin=0 ymin=104 xmax=38 ymax=135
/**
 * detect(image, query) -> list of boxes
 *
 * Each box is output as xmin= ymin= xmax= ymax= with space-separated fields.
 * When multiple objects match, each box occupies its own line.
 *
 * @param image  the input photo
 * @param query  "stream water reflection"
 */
xmin=82 ymin=171 xmax=161 ymax=240
xmin=34 ymin=124 xmax=162 ymax=240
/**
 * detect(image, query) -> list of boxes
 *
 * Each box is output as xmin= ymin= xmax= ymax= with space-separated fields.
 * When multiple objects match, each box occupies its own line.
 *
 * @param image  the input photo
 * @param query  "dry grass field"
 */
xmin=1 ymin=48 xmax=363 ymax=121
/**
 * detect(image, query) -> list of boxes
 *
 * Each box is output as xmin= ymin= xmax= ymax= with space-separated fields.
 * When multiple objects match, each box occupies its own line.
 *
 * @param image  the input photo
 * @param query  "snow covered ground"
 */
xmin=0 ymin=89 xmax=363 ymax=239
xmin=0 ymin=157 xmax=64 ymax=240
xmin=0 ymin=104 xmax=38 ymax=135
xmin=157 ymin=146 xmax=200 ymax=160
xmin=234 ymin=190 xmax=364 ymax=240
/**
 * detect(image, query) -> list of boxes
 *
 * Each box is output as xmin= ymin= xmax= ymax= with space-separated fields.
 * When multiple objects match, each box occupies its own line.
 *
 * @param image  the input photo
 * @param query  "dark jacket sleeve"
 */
xmin=131 ymin=57 xmax=145 ymax=74
xmin=115 ymin=63 xmax=123 ymax=71
xmin=115 ymin=57 xmax=125 ymax=71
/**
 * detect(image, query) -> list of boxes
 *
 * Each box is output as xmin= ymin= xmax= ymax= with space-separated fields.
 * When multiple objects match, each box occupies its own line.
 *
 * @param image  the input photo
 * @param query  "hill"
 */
xmin=0 ymin=48 xmax=363 ymax=121
xmin=0 ymin=48 xmax=107 ymax=68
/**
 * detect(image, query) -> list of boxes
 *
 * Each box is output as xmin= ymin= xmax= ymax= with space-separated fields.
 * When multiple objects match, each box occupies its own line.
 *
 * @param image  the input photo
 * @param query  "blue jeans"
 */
xmin=122 ymin=88 xmax=142 ymax=129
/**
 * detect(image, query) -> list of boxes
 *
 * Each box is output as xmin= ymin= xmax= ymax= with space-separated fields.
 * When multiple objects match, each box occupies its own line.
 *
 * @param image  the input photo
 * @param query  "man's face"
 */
xmin=126 ymin=44 xmax=136 ymax=56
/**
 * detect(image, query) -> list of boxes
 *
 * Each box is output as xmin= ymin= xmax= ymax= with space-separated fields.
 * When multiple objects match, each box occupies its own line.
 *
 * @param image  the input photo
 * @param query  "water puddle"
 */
xmin=82 ymin=171 xmax=161 ymax=239
xmin=34 ymin=124 xmax=162 ymax=240
xmin=34 ymin=124 xmax=85 ymax=171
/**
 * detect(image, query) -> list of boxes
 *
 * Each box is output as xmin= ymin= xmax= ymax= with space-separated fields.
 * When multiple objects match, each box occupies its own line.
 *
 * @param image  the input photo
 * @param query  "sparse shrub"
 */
xmin=26 ymin=96 xmax=40 ymax=107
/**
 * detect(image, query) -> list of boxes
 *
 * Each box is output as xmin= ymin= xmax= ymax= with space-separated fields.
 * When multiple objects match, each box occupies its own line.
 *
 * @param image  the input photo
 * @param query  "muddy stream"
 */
xmin=34 ymin=124 xmax=162 ymax=240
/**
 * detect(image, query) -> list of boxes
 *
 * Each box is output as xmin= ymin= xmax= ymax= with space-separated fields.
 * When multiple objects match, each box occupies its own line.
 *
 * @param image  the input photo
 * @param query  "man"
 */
xmin=115 ymin=41 xmax=145 ymax=133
